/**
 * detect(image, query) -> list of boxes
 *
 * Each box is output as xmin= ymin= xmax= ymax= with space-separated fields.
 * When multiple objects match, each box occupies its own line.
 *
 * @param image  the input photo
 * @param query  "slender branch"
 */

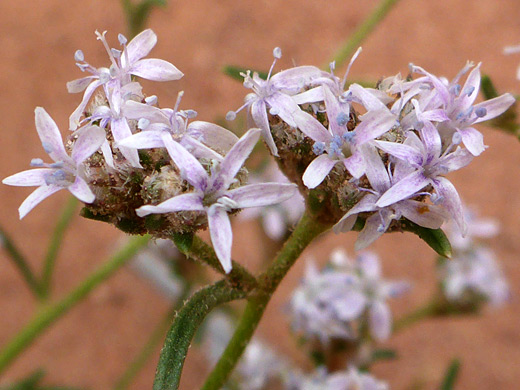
xmin=114 ymin=290 xmax=188 ymax=390
xmin=0 ymin=235 xmax=150 ymax=374
xmin=153 ymin=280 xmax=247 ymax=390
xmin=41 ymin=196 xmax=78 ymax=299
xmin=171 ymin=234 xmax=258 ymax=292
xmin=201 ymin=211 xmax=331 ymax=390
xmin=0 ymin=225 xmax=43 ymax=299
xmin=328 ymin=0 xmax=402 ymax=68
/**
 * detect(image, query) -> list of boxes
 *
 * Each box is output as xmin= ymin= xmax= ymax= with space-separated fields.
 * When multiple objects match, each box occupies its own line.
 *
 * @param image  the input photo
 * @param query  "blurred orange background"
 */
xmin=1 ymin=0 xmax=519 ymax=389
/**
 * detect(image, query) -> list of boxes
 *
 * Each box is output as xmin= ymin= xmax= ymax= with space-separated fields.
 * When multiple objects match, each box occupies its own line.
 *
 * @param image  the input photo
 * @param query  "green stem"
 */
xmin=0 ymin=235 xmax=150 ymax=375
xmin=329 ymin=0 xmax=402 ymax=68
xmin=172 ymin=234 xmax=258 ymax=292
xmin=41 ymin=196 xmax=78 ymax=299
xmin=121 ymin=0 xmax=166 ymax=39
xmin=153 ymin=280 xmax=247 ymax=390
xmin=114 ymin=286 xmax=189 ymax=390
xmin=393 ymin=298 xmax=443 ymax=333
xmin=0 ymin=225 xmax=43 ymax=299
xmin=201 ymin=212 xmax=331 ymax=390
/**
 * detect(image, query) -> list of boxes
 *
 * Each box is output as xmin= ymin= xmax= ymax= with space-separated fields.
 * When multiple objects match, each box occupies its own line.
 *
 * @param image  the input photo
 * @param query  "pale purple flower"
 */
xmin=446 ymin=208 xmax=499 ymax=252
xmin=287 ymin=366 xmax=388 ymax=390
xmin=375 ymin=125 xmax=473 ymax=233
xmin=409 ymin=63 xmax=515 ymax=156
xmin=68 ymin=29 xmax=183 ymax=130
xmin=334 ymin=144 xmax=448 ymax=250
xmin=119 ymin=91 xmax=238 ymax=160
xmin=288 ymin=249 xmax=409 ymax=343
xmin=302 ymin=91 xmax=396 ymax=187
xmin=3 ymin=108 xmax=105 ymax=218
xmin=226 ymin=48 xmax=326 ymax=156
xmin=135 ymin=128 xmax=298 ymax=273
xmin=441 ymin=247 xmax=509 ymax=306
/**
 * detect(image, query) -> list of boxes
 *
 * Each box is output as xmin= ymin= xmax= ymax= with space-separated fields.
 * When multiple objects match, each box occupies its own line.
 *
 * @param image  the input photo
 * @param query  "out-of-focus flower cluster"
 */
xmin=288 ymin=249 xmax=409 ymax=344
xmin=439 ymin=209 xmax=509 ymax=308
xmin=3 ymin=30 xmax=515 ymax=273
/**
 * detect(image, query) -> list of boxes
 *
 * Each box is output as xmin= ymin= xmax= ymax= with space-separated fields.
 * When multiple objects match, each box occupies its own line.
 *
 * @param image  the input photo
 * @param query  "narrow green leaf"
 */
xmin=371 ymin=348 xmax=398 ymax=361
xmin=440 ymin=358 xmax=461 ymax=390
xmin=222 ymin=65 xmax=268 ymax=81
xmin=401 ymin=220 xmax=452 ymax=258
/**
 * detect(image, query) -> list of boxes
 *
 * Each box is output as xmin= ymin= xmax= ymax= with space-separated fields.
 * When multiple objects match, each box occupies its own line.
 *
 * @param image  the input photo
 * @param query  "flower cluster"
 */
xmin=288 ymin=249 xmax=409 ymax=344
xmin=3 ymin=30 xmax=297 ymax=273
xmin=229 ymin=49 xmax=515 ymax=249
xmin=439 ymin=209 xmax=509 ymax=307
xmin=286 ymin=366 xmax=388 ymax=390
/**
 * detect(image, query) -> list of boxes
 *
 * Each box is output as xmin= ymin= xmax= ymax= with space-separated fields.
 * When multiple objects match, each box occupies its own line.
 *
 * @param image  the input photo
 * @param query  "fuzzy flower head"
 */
xmin=287 ymin=366 xmax=388 ymax=390
xmin=136 ymin=128 xmax=298 ymax=273
xmin=3 ymin=108 xmax=105 ymax=218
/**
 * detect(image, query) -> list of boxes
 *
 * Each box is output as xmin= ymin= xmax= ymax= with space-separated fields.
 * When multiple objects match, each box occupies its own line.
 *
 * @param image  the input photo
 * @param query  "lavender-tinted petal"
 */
xmin=358 ymin=250 xmax=382 ymax=279
xmin=353 ymin=109 xmax=396 ymax=146
xmin=302 ymin=154 xmax=338 ymax=189
xmin=101 ymin=139 xmax=115 ymax=168
xmin=432 ymin=177 xmax=466 ymax=235
xmin=123 ymin=100 xmax=168 ymax=122
xmin=130 ymin=59 xmax=184 ymax=81
xmin=458 ymin=127 xmax=486 ymax=156
xmin=473 ymin=93 xmax=516 ymax=123
xmin=376 ymin=170 xmax=429 ymax=207
xmin=3 ymin=169 xmax=52 ymax=187
xmin=266 ymin=92 xmax=301 ymax=128
xmin=18 ymin=185 xmax=62 ymax=219
xmin=420 ymin=120 xmax=442 ymax=162
xmin=67 ymin=76 xmax=96 ymax=93
xmin=333 ymin=214 xmax=358 ymax=234
xmin=374 ymin=140 xmax=423 ymax=166
xmin=71 ymin=125 xmax=105 ymax=164
xmin=226 ymin=182 xmax=297 ymax=208
xmin=124 ymin=29 xmax=157 ymax=65
xmin=270 ymin=65 xmax=325 ymax=91
xmin=369 ymin=301 xmax=392 ymax=341
xmin=262 ymin=209 xmax=286 ymax=240
xmin=343 ymin=151 xmax=366 ymax=179
xmin=293 ymin=109 xmax=331 ymax=143
xmin=251 ymin=100 xmax=278 ymax=156
xmin=457 ymin=63 xmax=481 ymax=108
xmin=292 ymin=86 xmax=324 ymax=105
xmin=187 ymin=121 xmax=239 ymax=153
xmin=421 ymin=108 xmax=449 ymax=123
xmin=397 ymin=200 xmax=447 ymax=229
xmin=136 ymin=192 xmax=204 ymax=217
xmin=355 ymin=213 xmax=387 ymax=251
xmin=182 ymin=136 xmax=224 ymax=161
xmin=208 ymin=204 xmax=233 ymax=273
xmin=363 ymin=144 xmax=390 ymax=193
xmin=69 ymin=79 xmax=103 ymax=130
xmin=441 ymin=147 xmax=474 ymax=172
xmin=322 ymin=85 xmax=343 ymax=137
xmin=117 ymin=130 xmax=166 ymax=149
xmin=348 ymin=84 xmax=387 ymax=111
xmin=35 ymin=107 xmax=69 ymax=162
xmin=335 ymin=291 xmax=367 ymax=320
xmin=68 ymin=176 xmax=95 ymax=203
xmin=213 ymin=128 xmax=260 ymax=192
xmin=161 ymin=133 xmax=209 ymax=191
xmin=111 ymin=118 xmax=142 ymax=168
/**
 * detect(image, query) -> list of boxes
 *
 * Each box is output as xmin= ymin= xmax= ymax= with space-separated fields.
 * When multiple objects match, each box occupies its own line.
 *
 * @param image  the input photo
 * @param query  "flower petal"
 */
xmin=251 ymin=100 xmax=278 ymax=156
xmin=458 ymin=127 xmax=486 ymax=156
xmin=473 ymin=93 xmax=516 ymax=124
xmin=397 ymin=200 xmax=447 ymax=229
xmin=124 ymin=29 xmax=157 ymax=65
xmin=18 ymin=185 xmax=62 ymax=219
xmin=187 ymin=121 xmax=239 ymax=153
xmin=369 ymin=301 xmax=392 ymax=341
xmin=69 ymin=79 xmax=103 ymax=130
xmin=71 ymin=125 xmax=106 ymax=164
xmin=302 ymin=154 xmax=338 ymax=189
xmin=208 ymin=204 xmax=233 ymax=273
xmin=212 ymin=128 xmax=260 ymax=192
xmin=67 ymin=76 xmax=97 ymax=93
xmin=68 ymin=176 xmax=95 ymax=203
xmin=117 ymin=130 xmax=166 ymax=149
xmin=376 ymin=170 xmax=429 ymax=207
xmin=136 ymin=192 xmax=204 ymax=217
xmin=226 ymin=182 xmax=297 ymax=208
xmin=35 ymin=107 xmax=69 ymax=163
xmin=432 ymin=177 xmax=466 ymax=235
xmin=374 ymin=140 xmax=423 ymax=166
xmin=130 ymin=59 xmax=184 ymax=81
xmin=3 ymin=169 xmax=52 ymax=187
xmin=111 ymin=118 xmax=142 ymax=168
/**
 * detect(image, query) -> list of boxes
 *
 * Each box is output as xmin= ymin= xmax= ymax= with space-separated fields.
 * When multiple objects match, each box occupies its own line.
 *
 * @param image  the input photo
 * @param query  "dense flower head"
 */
xmin=288 ymin=249 xmax=409 ymax=344
xmin=231 ymin=49 xmax=514 ymax=249
xmin=287 ymin=366 xmax=388 ymax=390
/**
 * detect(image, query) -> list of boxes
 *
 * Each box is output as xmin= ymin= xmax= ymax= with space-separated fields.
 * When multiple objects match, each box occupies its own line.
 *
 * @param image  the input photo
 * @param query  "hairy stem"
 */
xmin=201 ymin=211 xmax=331 ymax=390
xmin=329 ymin=0 xmax=402 ymax=68
xmin=0 ymin=225 xmax=43 ymax=299
xmin=0 ymin=235 xmax=150 ymax=374
xmin=41 ymin=196 xmax=78 ymax=299
xmin=153 ymin=280 xmax=247 ymax=390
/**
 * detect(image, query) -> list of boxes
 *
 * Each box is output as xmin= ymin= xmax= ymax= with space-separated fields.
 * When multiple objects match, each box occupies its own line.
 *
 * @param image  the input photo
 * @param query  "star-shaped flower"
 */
xmin=3 ymin=108 xmax=105 ymax=218
xmin=135 ymin=128 xmax=298 ymax=272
